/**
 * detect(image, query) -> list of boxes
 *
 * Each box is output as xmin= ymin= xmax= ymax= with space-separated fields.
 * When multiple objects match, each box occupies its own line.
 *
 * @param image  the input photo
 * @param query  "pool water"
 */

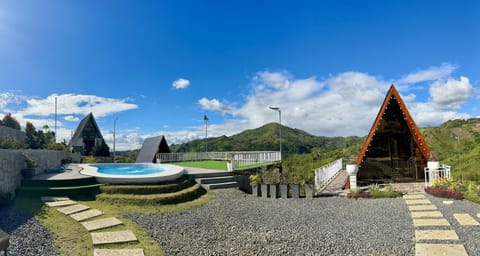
xmin=92 ymin=164 xmax=166 ymax=175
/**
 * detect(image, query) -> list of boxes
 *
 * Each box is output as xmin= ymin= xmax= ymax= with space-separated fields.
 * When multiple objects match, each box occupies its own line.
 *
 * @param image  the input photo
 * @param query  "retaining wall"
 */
xmin=0 ymin=149 xmax=69 ymax=194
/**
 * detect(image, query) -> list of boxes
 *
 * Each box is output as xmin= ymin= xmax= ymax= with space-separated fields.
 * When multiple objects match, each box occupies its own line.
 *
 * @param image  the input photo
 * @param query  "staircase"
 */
xmin=16 ymin=176 xmax=101 ymax=198
xmin=189 ymin=172 xmax=238 ymax=190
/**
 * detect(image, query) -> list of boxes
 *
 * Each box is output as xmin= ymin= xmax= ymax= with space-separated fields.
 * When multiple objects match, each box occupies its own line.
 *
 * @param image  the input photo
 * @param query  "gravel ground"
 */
xmin=425 ymin=194 xmax=480 ymax=256
xmin=0 ymin=206 xmax=57 ymax=256
xmin=125 ymin=189 xmax=415 ymax=256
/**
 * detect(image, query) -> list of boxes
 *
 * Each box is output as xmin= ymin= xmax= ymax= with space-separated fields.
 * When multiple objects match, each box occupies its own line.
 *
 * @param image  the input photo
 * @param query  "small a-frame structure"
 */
xmin=347 ymin=85 xmax=431 ymax=188
xmin=69 ymin=113 xmax=106 ymax=156
xmin=135 ymin=136 xmax=170 ymax=163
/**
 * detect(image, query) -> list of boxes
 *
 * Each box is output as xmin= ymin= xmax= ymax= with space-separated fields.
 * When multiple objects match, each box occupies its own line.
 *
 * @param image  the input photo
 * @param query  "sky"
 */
xmin=0 ymin=1 xmax=479 ymax=150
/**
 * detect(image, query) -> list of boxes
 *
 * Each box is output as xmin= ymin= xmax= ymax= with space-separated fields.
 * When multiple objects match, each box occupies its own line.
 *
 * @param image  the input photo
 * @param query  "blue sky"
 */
xmin=0 ymin=1 xmax=479 ymax=150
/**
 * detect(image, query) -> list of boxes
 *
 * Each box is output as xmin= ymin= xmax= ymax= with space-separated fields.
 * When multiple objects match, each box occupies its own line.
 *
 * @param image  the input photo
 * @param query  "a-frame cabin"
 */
xmin=347 ymin=85 xmax=431 ymax=188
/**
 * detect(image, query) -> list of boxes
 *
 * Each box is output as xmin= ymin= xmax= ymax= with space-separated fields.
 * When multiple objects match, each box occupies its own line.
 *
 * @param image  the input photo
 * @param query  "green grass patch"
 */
xmin=368 ymin=190 xmax=403 ymax=198
xmin=14 ymin=190 xmax=215 ymax=256
xmin=174 ymin=160 xmax=228 ymax=171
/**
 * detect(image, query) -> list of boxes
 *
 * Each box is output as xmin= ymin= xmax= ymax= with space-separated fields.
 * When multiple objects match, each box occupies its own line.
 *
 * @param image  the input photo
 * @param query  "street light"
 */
xmin=269 ymin=106 xmax=282 ymax=156
xmin=204 ymin=115 xmax=208 ymax=152
xmin=113 ymin=117 xmax=118 ymax=163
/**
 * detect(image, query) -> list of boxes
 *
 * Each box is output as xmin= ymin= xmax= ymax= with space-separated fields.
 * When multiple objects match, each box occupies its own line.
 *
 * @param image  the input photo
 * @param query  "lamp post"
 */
xmin=269 ymin=107 xmax=282 ymax=156
xmin=113 ymin=117 xmax=118 ymax=163
xmin=204 ymin=115 xmax=208 ymax=152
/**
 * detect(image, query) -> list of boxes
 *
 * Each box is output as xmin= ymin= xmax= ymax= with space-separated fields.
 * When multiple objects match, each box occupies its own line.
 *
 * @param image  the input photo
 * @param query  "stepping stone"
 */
xmin=413 ymin=218 xmax=450 ymax=227
xmin=57 ymin=204 xmax=90 ymax=215
xmin=415 ymin=243 xmax=468 ymax=256
xmin=46 ymin=200 xmax=77 ymax=207
xmin=405 ymin=199 xmax=431 ymax=205
xmin=41 ymin=196 xmax=70 ymax=202
xmin=453 ymin=213 xmax=480 ymax=226
xmin=411 ymin=211 xmax=444 ymax=218
xmin=415 ymin=230 xmax=459 ymax=241
xmin=403 ymin=194 xmax=426 ymax=199
xmin=70 ymin=209 xmax=103 ymax=222
xmin=443 ymin=200 xmax=454 ymax=205
xmin=408 ymin=204 xmax=437 ymax=211
xmin=94 ymin=249 xmax=144 ymax=256
xmin=91 ymin=230 xmax=138 ymax=245
xmin=81 ymin=217 xmax=123 ymax=231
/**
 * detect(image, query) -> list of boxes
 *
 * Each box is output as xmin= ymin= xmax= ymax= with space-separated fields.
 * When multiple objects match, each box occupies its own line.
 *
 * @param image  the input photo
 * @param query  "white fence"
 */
xmin=156 ymin=151 xmax=281 ymax=171
xmin=424 ymin=164 xmax=451 ymax=187
xmin=314 ymin=158 xmax=343 ymax=192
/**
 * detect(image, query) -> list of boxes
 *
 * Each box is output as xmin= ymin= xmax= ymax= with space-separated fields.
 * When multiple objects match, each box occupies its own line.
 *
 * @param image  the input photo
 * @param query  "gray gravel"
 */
xmin=0 ymin=206 xmax=57 ymax=256
xmin=425 ymin=194 xmax=480 ymax=256
xmin=125 ymin=189 xmax=415 ymax=256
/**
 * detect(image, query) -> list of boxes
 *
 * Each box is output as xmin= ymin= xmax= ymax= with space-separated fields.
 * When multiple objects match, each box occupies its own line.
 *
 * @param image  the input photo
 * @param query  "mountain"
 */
xmin=422 ymin=118 xmax=480 ymax=182
xmin=169 ymin=123 xmax=364 ymax=156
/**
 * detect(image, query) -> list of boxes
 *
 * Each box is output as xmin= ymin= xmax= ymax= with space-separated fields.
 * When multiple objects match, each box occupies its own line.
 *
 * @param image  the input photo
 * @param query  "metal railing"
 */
xmin=314 ymin=158 xmax=343 ymax=191
xmin=156 ymin=151 xmax=281 ymax=171
xmin=424 ymin=164 xmax=451 ymax=187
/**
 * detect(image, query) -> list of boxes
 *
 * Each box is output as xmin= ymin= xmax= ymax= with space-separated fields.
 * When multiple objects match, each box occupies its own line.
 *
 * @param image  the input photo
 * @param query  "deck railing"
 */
xmin=314 ymin=158 xmax=343 ymax=192
xmin=424 ymin=164 xmax=451 ymax=187
xmin=156 ymin=151 xmax=281 ymax=171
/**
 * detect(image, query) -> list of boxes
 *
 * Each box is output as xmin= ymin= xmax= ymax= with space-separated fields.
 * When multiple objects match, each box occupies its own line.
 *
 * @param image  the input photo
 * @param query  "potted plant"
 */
xmin=21 ymin=153 xmax=37 ymax=179
xmin=249 ymin=174 xmax=261 ymax=197
xmin=304 ymin=181 xmax=314 ymax=199
xmin=345 ymin=156 xmax=359 ymax=176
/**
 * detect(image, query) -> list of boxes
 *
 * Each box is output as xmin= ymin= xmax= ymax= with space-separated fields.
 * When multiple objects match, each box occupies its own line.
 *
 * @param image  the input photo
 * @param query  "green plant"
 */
xmin=249 ymin=174 xmax=261 ymax=186
xmin=431 ymin=177 xmax=465 ymax=192
xmin=260 ymin=166 xmax=281 ymax=184
xmin=22 ymin=153 xmax=37 ymax=169
xmin=83 ymin=155 xmax=98 ymax=163
xmin=368 ymin=183 xmax=380 ymax=193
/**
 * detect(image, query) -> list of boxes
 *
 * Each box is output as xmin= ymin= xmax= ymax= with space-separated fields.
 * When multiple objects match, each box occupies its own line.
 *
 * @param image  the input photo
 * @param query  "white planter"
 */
xmin=427 ymin=161 xmax=440 ymax=170
xmin=226 ymin=162 xmax=233 ymax=172
xmin=345 ymin=164 xmax=359 ymax=175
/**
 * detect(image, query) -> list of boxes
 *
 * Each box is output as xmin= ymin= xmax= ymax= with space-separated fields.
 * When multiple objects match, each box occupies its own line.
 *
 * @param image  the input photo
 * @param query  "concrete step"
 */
xmin=205 ymin=182 xmax=238 ymax=190
xmin=197 ymin=176 xmax=235 ymax=184
xmin=189 ymin=172 xmax=235 ymax=179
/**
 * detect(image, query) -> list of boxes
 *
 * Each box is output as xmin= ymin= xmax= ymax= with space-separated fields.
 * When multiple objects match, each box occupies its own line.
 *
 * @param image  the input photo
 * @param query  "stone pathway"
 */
xmin=42 ymin=197 xmax=144 ymax=256
xmin=403 ymin=193 xmax=469 ymax=256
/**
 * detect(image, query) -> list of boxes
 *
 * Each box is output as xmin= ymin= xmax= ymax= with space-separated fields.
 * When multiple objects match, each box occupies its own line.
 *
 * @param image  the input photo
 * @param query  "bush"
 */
xmin=425 ymin=187 xmax=464 ymax=200
xmin=431 ymin=177 xmax=465 ymax=192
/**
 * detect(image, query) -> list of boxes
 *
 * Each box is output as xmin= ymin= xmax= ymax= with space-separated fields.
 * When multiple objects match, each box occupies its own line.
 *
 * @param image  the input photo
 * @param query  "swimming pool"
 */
xmin=79 ymin=163 xmax=186 ymax=184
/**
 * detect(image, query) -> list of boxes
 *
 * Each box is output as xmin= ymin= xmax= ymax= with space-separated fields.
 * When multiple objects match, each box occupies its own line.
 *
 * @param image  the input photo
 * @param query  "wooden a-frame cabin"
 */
xmin=346 ymin=85 xmax=432 ymax=188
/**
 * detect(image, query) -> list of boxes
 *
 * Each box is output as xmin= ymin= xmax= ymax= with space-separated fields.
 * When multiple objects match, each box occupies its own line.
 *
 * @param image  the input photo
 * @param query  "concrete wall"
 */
xmin=0 ymin=149 xmax=69 ymax=194
xmin=0 ymin=126 xmax=26 ymax=141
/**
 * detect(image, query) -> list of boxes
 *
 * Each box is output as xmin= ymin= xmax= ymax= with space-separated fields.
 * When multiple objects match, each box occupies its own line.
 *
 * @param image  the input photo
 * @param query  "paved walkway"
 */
xmin=43 ymin=197 xmax=144 ymax=256
xmin=403 ymin=193 xmax=470 ymax=256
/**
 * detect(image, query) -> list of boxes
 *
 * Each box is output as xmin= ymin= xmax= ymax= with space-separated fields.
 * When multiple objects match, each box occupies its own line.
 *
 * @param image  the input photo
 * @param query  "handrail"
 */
xmin=314 ymin=158 xmax=343 ymax=192
xmin=424 ymin=164 xmax=451 ymax=187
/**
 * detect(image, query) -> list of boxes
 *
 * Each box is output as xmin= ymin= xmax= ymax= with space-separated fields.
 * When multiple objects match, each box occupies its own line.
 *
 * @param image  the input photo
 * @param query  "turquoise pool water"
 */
xmin=92 ymin=164 xmax=166 ymax=175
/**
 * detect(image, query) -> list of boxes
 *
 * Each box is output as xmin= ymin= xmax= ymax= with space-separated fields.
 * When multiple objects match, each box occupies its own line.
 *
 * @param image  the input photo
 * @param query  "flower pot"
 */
xmin=280 ymin=184 xmax=288 ymax=199
xmin=290 ymin=184 xmax=300 ymax=198
xmin=261 ymin=184 xmax=269 ymax=198
xmin=270 ymin=184 xmax=277 ymax=198
xmin=427 ymin=161 xmax=440 ymax=170
xmin=345 ymin=164 xmax=359 ymax=175
xmin=305 ymin=183 xmax=314 ymax=199
xmin=251 ymin=185 xmax=259 ymax=197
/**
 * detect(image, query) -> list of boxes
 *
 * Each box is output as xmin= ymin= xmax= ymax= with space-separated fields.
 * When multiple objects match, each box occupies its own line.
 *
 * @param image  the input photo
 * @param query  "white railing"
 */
xmin=156 ymin=151 xmax=281 ymax=171
xmin=424 ymin=164 xmax=451 ymax=187
xmin=314 ymin=158 xmax=343 ymax=191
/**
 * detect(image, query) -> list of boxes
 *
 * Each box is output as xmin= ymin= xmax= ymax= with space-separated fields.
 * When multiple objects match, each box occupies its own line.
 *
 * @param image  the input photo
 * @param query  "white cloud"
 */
xmin=64 ymin=115 xmax=80 ymax=122
xmin=198 ymin=98 xmax=230 ymax=113
xmin=429 ymin=76 xmax=473 ymax=110
xmin=399 ymin=63 xmax=457 ymax=84
xmin=172 ymin=78 xmax=190 ymax=89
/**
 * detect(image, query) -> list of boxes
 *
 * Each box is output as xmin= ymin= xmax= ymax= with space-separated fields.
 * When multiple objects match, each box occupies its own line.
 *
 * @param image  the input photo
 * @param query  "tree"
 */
xmin=2 ymin=113 xmax=20 ymax=130
xmin=92 ymin=140 xmax=110 ymax=157
xmin=25 ymin=122 xmax=39 ymax=149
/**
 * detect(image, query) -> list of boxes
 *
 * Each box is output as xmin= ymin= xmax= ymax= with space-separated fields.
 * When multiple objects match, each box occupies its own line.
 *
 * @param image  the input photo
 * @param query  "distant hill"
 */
xmin=170 ymin=122 xmax=364 ymax=157
xmin=422 ymin=118 xmax=480 ymax=182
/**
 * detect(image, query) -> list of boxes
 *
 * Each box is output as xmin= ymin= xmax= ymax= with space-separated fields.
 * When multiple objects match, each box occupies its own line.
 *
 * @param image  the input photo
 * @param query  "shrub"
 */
xmin=249 ymin=174 xmax=261 ymax=186
xmin=425 ymin=187 xmax=464 ymax=200
xmin=431 ymin=177 xmax=465 ymax=192
xmin=463 ymin=183 xmax=480 ymax=204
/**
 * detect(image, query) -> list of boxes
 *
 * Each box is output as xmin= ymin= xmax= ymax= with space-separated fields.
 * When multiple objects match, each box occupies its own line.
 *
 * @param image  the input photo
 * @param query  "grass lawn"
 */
xmin=174 ymin=160 xmax=228 ymax=171
xmin=15 ymin=191 xmax=215 ymax=256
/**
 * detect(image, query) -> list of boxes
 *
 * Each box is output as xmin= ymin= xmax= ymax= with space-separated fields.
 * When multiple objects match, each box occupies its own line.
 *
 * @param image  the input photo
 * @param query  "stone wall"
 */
xmin=0 ymin=149 xmax=69 ymax=194
xmin=0 ymin=126 xmax=26 ymax=141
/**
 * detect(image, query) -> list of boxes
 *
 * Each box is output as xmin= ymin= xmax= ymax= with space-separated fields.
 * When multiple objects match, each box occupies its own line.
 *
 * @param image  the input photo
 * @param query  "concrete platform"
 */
xmin=415 ymin=230 xmax=459 ymax=241
xmin=46 ymin=200 xmax=77 ymax=207
xmin=403 ymin=194 xmax=426 ymax=199
xmin=453 ymin=213 xmax=480 ymax=226
xmin=57 ymin=204 xmax=90 ymax=215
xmin=413 ymin=218 xmax=450 ymax=227
xmin=94 ymin=249 xmax=144 ymax=256
xmin=70 ymin=209 xmax=103 ymax=222
xmin=415 ymin=243 xmax=468 ymax=256
xmin=81 ymin=217 xmax=123 ymax=231
xmin=41 ymin=196 xmax=70 ymax=202
xmin=411 ymin=211 xmax=444 ymax=218
xmin=91 ymin=230 xmax=138 ymax=245
xmin=405 ymin=199 xmax=432 ymax=205
xmin=409 ymin=205 xmax=438 ymax=211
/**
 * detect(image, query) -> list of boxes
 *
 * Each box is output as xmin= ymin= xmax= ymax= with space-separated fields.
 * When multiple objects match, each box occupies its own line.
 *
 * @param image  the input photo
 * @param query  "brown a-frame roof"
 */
xmin=345 ymin=85 xmax=431 ymax=188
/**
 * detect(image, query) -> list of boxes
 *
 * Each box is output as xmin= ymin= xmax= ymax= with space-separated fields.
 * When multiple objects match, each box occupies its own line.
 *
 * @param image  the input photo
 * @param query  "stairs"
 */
xmin=16 ymin=176 xmax=101 ymax=198
xmin=189 ymin=172 xmax=238 ymax=190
